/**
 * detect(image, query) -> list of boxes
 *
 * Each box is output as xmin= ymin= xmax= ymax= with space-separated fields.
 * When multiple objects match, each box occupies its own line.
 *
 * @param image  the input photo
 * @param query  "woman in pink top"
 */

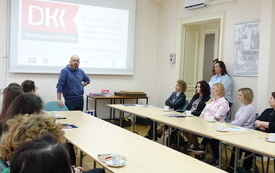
xmin=199 ymin=83 xmax=230 ymax=121
xmin=197 ymin=83 xmax=229 ymax=166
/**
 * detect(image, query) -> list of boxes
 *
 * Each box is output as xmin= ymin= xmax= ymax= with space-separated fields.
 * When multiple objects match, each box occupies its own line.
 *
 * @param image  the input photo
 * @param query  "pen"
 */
xmin=57 ymin=117 xmax=67 ymax=119
xmin=98 ymin=153 xmax=112 ymax=156
xmin=105 ymin=156 xmax=111 ymax=159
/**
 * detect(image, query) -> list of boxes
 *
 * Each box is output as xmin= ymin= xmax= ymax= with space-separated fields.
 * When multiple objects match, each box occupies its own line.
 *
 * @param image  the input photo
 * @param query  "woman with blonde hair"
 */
xmin=190 ymin=83 xmax=229 ymax=166
xmin=226 ymin=88 xmax=256 ymax=173
xmin=145 ymin=79 xmax=187 ymax=140
xmin=199 ymin=83 xmax=229 ymax=121
xmin=0 ymin=114 xmax=105 ymax=173
xmin=0 ymin=114 xmax=65 ymax=161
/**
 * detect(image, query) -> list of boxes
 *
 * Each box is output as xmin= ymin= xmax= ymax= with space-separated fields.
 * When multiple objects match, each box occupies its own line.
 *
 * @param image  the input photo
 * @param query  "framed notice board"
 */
xmin=234 ymin=21 xmax=260 ymax=77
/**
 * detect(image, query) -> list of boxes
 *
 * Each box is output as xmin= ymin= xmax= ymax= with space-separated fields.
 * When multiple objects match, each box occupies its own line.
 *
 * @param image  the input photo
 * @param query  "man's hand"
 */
xmin=57 ymin=100 xmax=64 ymax=108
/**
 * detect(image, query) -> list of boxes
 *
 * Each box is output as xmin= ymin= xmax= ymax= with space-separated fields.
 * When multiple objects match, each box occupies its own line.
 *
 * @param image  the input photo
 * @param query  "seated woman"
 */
xmin=0 ymin=114 xmax=105 ymax=173
xmin=225 ymin=88 xmax=256 ymax=173
xmin=237 ymin=92 xmax=275 ymax=173
xmin=179 ymin=80 xmax=210 ymax=151
xmin=0 ymin=93 xmax=43 ymax=134
xmin=0 ymin=86 xmax=24 ymax=134
xmin=145 ymin=79 xmax=187 ymax=140
xmin=9 ymin=134 xmax=72 ymax=173
xmin=192 ymin=83 xmax=230 ymax=166
xmin=185 ymin=80 xmax=211 ymax=116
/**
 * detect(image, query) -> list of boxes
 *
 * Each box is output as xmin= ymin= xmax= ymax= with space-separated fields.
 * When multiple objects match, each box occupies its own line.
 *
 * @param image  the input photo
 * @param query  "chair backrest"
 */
xmin=225 ymin=110 xmax=231 ymax=122
xmin=250 ymin=113 xmax=260 ymax=129
xmin=182 ymin=100 xmax=189 ymax=112
xmin=0 ymin=158 xmax=8 ymax=172
xmin=43 ymin=101 xmax=69 ymax=111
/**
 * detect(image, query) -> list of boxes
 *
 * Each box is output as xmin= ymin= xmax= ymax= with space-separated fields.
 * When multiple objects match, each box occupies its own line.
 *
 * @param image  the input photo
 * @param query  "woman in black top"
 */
xmin=185 ymin=80 xmax=211 ymax=116
xmin=238 ymin=92 xmax=275 ymax=173
xmin=182 ymin=81 xmax=210 ymax=150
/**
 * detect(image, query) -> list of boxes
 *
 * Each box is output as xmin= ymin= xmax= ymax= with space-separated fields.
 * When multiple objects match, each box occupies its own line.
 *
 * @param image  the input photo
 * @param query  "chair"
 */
xmin=0 ymin=158 xmax=8 ymax=172
xmin=225 ymin=110 xmax=231 ymax=122
xmin=43 ymin=101 xmax=69 ymax=111
xmin=174 ymin=100 xmax=189 ymax=112
xmin=166 ymin=100 xmax=190 ymax=146
xmin=182 ymin=100 xmax=189 ymax=111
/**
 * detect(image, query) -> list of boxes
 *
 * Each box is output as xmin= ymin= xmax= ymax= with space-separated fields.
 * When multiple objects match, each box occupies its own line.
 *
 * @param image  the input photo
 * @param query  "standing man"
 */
xmin=56 ymin=55 xmax=90 ymax=111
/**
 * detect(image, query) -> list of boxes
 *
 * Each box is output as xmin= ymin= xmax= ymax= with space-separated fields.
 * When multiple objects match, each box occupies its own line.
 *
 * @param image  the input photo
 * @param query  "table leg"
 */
xmin=94 ymin=99 xmax=97 ymax=117
xmin=132 ymin=115 xmax=136 ymax=132
xmin=80 ymin=151 xmax=83 ymax=166
xmin=110 ymin=98 xmax=113 ymax=120
xmin=234 ymin=147 xmax=239 ymax=173
xmin=152 ymin=121 xmax=156 ymax=141
xmin=162 ymin=126 xmax=165 ymax=144
xmin=119 ymin=110 xmax=123 ymax=127
xmin=167 ymin=127 xmax=171 ymax=146
xmin=252 ymin=154 xmax=256 ymax=173
xmin=86 ymin=96 xmax=89 ymax=110
xmin=219 ymin=141 xmax=222 ymax=169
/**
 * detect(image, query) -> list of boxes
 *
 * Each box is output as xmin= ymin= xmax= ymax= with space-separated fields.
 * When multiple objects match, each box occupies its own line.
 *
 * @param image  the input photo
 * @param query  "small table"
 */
xmin=86 ymin=95 xmax=149 ymax=118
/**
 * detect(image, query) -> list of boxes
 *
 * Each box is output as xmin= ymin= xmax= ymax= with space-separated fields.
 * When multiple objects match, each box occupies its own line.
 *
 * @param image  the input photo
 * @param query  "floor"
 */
xmin=77 ymin=123 xmax=274 ymax=173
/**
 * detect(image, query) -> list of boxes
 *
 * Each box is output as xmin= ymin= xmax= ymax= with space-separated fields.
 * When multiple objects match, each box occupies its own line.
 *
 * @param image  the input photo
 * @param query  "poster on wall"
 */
xmin=234 ymin=21 xmax=260 ymax=77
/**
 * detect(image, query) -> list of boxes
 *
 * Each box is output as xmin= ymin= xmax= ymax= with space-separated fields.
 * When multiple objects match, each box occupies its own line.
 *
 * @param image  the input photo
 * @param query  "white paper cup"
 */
xmin=206 ymin=116 xmax=215 ymax=122
xmin=268 ymin=133 xmax=275 ymax=141
xmin=217 ymin=124 xmax=226 ymax=131
xmin=111 ymin=153 xmax=122 ymax=166
xmin=185 ymin=111 xmax=192 ymax=116
xmin=164 ymin=106 xmax=169 ymax=111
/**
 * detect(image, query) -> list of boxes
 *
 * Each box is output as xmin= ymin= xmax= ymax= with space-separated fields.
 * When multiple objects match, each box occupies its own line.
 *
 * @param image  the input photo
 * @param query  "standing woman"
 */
xmin=226 ymin=88 xmax=256 ymax=173
xmin=145 ymin=79 xmax=187 ymax=140
xmin=209 ymin=61 xmax=233 ymax=106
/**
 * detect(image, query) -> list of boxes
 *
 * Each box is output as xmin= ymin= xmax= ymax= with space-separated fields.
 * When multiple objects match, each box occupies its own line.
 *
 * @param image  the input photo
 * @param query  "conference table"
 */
xmin=107 ymin=104 xmax=250 ymax=138
xmin=56 ymin=111 xmax=224 ymax=173
xmin=107 ymin=104 xmax=275 ymax=172
xmin=85 ymin=95 xmax=149 ymax=118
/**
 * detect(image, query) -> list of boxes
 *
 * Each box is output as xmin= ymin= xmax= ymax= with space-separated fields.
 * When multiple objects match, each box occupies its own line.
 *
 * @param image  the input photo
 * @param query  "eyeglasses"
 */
xmin=71 ymin=59 xmax=79 ymax=62
xmin=35 ymin=87 xmax=38 ymax=90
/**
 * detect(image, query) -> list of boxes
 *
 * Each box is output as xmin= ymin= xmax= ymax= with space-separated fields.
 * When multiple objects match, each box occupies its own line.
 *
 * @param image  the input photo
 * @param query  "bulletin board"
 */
xmin=233 ymin=21 xmax=260 ymax=77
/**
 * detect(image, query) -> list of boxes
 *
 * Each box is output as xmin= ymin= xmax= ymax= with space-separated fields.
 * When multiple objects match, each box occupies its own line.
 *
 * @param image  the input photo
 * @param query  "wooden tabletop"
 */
xmin=215 ymin=129 xmax=275 ymax=158
xmin=107 ymin=104 xmax=251 ymax=138
xmin=108 ymin=104 xmax=275 ymax=160
xmin=56 ymin=111 xmax=224 ymax=173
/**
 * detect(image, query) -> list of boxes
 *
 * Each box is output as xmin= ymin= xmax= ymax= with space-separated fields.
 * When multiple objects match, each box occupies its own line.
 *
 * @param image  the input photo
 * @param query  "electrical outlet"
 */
xmin=169 ymin=53 xmax=176 ymax=63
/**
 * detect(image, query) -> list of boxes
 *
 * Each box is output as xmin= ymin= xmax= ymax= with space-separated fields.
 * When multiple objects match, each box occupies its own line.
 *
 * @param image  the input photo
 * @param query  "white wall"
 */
xmin=0 ymin=0 xmax=160 ymax=118
xmin=1 ymin=0 xmax=275 ymax=118
xmin=155 ymin=0 xmax=275 ymax=118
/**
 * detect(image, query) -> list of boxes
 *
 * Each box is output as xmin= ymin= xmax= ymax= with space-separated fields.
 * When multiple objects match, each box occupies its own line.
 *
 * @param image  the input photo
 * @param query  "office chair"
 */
xmin=166 ymin=100 xmax=190 ymax=147
xmin=43 ymin=101 xmax=69 ymax=111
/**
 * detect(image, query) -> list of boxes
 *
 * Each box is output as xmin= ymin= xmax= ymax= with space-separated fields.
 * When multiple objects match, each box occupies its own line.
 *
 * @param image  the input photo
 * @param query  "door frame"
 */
xmin=175 ymin=11 xmax=224 ymax=99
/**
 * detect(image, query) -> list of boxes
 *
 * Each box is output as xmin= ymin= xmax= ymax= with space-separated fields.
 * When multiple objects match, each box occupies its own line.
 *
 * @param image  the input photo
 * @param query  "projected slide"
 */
xmin=10 ymin=0 xmax=136 ymax=74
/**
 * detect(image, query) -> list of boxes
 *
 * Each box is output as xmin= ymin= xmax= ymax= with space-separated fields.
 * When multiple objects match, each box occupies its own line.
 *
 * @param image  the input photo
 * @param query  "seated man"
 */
xmin=21 ymin=79 xmax=37 ymax=94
